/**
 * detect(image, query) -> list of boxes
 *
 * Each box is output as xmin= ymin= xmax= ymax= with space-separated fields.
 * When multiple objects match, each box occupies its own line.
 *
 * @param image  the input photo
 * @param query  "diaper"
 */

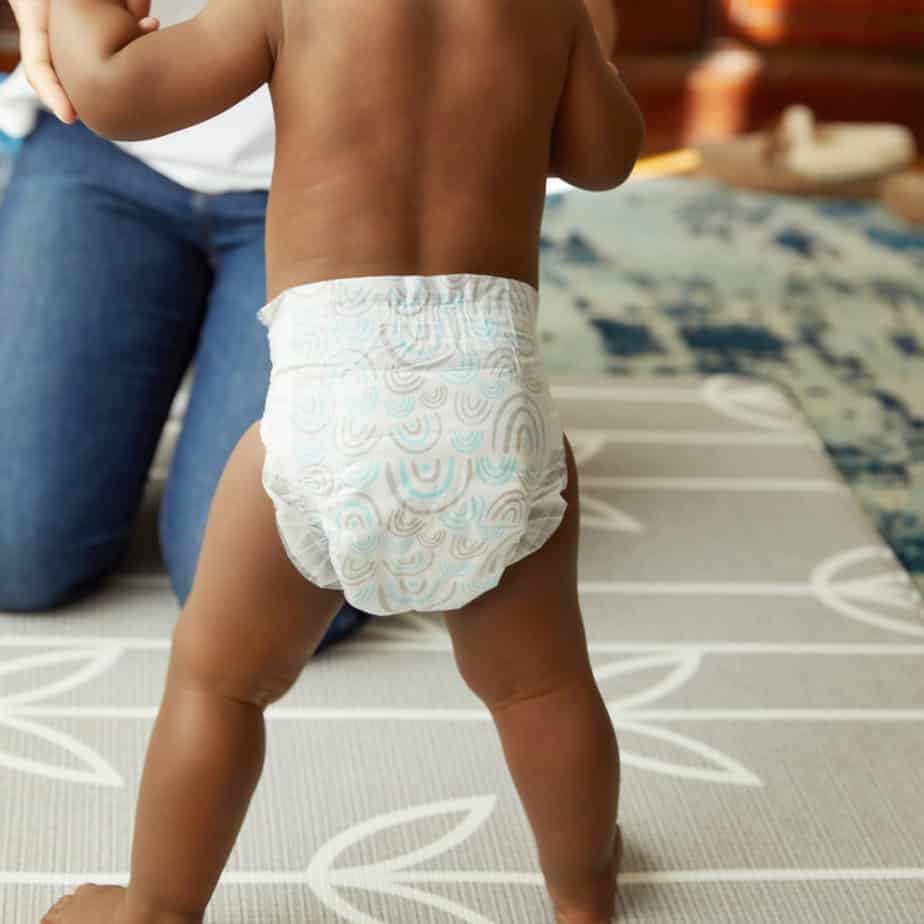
xmin=256 ymin=273 xmax=568 ymax=617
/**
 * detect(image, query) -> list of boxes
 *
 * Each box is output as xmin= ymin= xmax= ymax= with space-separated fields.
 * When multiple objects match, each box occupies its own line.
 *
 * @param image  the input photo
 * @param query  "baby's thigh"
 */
xmin=174 ymin=421 xmax=345 ymax=706
xmin=443 ymin=432 xmax=591 ymax=709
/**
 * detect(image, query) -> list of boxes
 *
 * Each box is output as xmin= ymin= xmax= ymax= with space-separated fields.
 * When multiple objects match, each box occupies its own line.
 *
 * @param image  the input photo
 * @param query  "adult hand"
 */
xmin=8 ymin=0 xmax=160 ymax=124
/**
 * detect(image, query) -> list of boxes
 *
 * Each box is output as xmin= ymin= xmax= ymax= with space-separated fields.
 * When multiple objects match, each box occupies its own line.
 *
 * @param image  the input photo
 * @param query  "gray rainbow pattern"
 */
xmin=257 ymin=274 xmax=568 ymax=616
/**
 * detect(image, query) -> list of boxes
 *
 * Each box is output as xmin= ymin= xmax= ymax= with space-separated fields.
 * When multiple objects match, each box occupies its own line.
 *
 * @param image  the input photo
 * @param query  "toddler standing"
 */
xmin=43 ymin=0 xmax=643 ymax=920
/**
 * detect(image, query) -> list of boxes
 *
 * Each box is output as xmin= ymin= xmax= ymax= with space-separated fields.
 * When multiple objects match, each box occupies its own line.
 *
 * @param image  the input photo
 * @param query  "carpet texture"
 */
xmin=535 ymin=178 xmax=924 ymax=597
xmin=2 ymin=374 xmax=923 ymax=923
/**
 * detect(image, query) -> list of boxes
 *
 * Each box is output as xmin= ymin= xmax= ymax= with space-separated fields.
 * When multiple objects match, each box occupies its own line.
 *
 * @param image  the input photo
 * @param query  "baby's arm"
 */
xmin=49 ymin=0 xmax=273 ymax=141
xmin=550 ymin=0 xmax=645 ymax=190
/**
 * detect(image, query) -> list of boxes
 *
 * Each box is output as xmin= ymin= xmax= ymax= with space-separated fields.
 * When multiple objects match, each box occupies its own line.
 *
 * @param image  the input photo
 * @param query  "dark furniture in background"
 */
xmin=616 ymin=0 xmax=924 ymax=152
xmin=2 ymin=0 xmax=923 ymax=153
xmin=0 ymin=1 xmax=16 ymax=74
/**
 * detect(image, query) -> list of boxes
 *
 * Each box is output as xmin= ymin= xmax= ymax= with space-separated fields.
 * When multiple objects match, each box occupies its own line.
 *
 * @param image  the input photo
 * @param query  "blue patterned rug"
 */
xmin=538 ymin=177 xmax=924 ymax=595
xmin=1 ymin=135 xmax=921 ymax=594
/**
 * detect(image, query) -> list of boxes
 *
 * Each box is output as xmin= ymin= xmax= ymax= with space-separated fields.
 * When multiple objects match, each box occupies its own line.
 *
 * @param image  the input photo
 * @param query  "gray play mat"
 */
xmin=2 ymin=373 xmax=923 ymax=923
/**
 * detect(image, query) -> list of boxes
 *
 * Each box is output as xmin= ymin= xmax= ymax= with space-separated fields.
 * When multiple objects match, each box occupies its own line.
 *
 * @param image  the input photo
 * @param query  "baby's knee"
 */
xmin=170 ymin=616 xmax=300 ymax=709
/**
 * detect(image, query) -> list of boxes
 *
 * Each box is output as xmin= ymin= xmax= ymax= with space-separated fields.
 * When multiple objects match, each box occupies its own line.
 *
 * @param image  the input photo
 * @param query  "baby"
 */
xmin=43 ymin=0 xmax=643 ymax=921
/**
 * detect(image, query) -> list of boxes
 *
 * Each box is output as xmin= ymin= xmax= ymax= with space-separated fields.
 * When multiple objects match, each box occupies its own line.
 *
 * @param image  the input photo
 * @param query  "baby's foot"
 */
xmin=40 ymin=884 xmax=203 ymax=924
xmin=554 ymin=824 xmax=624 ymax=924
xmin=41 ymin=884 xmax=125 ymax=924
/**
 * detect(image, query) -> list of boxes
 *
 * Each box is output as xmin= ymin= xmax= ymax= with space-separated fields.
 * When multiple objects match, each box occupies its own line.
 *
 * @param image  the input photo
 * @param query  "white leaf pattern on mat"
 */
xmin=595 ymin=652 xmax=703 ymax=710
xmin=612 ymin=719 xmax=763 ymax=786
xmin=306 ymin=795 xmax=498 ymax=923
xmin=812 ymin=547 xmax=924 ymax=637
xmin=0 ymin=714 xmax=123 ymax=786
xmin=0 ymin=647 xmax=123 ymax=706
xmin=0 ymin=647 xmax=125 ymax=785
xmin=702 ymin=375 xmax=807 ymax=433
xmin=594 ymin=653 xmax=762 ymax=784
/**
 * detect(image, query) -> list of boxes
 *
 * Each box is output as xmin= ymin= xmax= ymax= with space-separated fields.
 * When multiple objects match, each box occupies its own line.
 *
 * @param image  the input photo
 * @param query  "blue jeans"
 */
xmin=0 ymin=112 xmax=373 ymax=653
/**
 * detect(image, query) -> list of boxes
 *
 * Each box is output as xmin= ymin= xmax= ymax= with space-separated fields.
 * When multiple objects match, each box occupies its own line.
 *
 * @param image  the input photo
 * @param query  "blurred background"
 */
xmin=7 ymin=0 xmax=922 ymax=153
xmin=611 ymin=0 xmax=924 ymax=154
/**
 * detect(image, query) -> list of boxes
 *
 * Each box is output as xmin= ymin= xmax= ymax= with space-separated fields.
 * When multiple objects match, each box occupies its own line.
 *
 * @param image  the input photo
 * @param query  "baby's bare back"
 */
xmin=264 ymin=0 xmax=573 ymax=299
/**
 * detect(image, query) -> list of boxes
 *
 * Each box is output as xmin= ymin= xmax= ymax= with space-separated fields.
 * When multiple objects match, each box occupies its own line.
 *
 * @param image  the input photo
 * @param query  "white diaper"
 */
xmin=256 ymin=273 xmax=568 ymax=616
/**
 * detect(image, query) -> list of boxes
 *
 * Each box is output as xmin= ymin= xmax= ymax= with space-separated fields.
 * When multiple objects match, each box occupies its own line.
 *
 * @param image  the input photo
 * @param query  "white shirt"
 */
xmin=0 ymin=0 xmax=275 ymax=194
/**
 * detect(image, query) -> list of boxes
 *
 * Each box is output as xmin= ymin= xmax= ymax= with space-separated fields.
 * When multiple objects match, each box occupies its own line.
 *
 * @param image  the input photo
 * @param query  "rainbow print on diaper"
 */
xmin=257 ymin=273 xmax=568 ymax=616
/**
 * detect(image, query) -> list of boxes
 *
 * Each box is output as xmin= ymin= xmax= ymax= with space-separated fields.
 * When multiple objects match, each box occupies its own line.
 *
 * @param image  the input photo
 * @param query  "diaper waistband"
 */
xmin=257 ymin=273 xmax=539 ymax=328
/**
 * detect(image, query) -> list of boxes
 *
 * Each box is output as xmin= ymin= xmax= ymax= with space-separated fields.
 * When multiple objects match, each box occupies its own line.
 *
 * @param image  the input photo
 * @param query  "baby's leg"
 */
xmin=444 ymin=433 xmax=623 ymax=924
xmin=42 ymin=421 xmax=346 ymax=924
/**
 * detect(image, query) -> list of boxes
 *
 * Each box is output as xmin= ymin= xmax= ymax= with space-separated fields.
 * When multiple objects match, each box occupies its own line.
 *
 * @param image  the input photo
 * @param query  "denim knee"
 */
xmin=0 ymin=526 xmax=127 ymax=613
